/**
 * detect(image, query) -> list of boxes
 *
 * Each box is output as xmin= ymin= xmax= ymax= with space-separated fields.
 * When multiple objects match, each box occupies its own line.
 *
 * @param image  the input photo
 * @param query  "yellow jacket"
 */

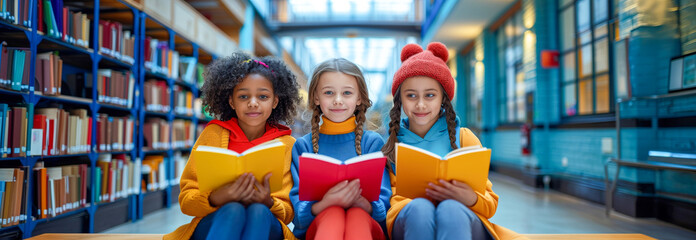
xmin=386 ymin=128 xmax=527 ymax=240
xmin=163 ymin=123 xmax=298 ymax=240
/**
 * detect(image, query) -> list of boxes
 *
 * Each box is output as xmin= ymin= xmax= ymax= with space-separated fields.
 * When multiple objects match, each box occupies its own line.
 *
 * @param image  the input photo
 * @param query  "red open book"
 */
xmin=299 ymin=152 xmax=386 ymax=202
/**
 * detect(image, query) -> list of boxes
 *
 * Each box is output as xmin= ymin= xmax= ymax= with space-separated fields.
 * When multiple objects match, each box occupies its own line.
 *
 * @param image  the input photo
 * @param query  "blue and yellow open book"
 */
xmin=193 ymin=140 xmax=286 ymax=192
xmin=395 ymin=143 xmax=491 ymax=199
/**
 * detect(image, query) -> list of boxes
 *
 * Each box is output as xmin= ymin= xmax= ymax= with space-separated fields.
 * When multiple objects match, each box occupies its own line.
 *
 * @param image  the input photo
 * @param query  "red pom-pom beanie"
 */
xmin=392 ymin=42 xmax=455 ymax=100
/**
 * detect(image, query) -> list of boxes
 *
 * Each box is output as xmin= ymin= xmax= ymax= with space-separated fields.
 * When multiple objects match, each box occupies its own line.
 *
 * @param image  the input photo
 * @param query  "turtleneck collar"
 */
xmin=319 ymin=116 xmax=356 ymax=135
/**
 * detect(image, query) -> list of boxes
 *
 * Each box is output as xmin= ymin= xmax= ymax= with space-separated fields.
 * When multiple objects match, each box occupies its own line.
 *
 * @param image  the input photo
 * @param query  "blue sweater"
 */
xmin=397 ymin=115 xmax=461 ymax=158
xmin=289 ymin=131 xmax=391 ymax=238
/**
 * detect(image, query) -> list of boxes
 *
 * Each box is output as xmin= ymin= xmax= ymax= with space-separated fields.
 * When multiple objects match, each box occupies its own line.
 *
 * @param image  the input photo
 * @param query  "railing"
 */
xmin=605 ymin=88 xmax=696 ymax=216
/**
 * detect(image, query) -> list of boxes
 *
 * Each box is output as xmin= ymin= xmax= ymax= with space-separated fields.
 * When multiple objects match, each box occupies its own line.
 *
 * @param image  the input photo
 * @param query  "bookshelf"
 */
xmin=0 ymin=0 xmax=218 ymax=238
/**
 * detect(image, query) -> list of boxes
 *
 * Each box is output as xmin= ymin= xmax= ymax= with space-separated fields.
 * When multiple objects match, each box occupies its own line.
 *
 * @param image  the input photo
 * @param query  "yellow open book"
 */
xmin=194 ymin=140 xmax=286 ymax=192
xmin=395 ymin=143 xmax=491 ymax=199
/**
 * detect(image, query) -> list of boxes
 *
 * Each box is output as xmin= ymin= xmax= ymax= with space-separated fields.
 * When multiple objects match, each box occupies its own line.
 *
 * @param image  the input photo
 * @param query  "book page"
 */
xmin=395 ymin=143 xmax=441 ymax=199
xmin=242 ymin=143 xmax=286 ymax=192
xmin=300 ymin=152 xmax=342 ymax=165
xmin=445 ymin=149 xmax=491 ymax=193
xmin=344 ymin=151 xmax=385 ymax=165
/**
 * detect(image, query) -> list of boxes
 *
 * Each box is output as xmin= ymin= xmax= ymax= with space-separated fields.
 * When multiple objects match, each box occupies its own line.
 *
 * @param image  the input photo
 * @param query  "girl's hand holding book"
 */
xmin=425 ymin=179 xmax=478 ymax=207
xmin=311 ymin=179 xmax=362 ymax=215
xmin=351 ymin=196 xmax=373 ymax=214
xmin=208 ymin=173 xmax=256 ymax=207
xmin=241 ymin=173 xmax=274 ymax=207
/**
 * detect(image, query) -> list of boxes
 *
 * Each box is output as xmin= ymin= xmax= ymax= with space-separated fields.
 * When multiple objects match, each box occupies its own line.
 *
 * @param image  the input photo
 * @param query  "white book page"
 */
xmin=301 ymin=152 xmax=342 ymax=165
xmin=241 ymin=140 xmax=284 ymax=155
xmin=195 ymin=145 xmax=240 ymax=157
xmin=397 ymin=143 xmax=442 ymax=160
xmin=344 ymin=151 xmax=384 ymax=165
xmin=445 ymin=147 xmax=488 ymax=159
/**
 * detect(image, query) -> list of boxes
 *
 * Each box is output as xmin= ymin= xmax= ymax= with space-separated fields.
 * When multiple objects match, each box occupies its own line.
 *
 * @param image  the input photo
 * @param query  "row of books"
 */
xmin=96 ymin=154 xmax=141 ymax=203
xmin=144 ymin=37 xmax=179 ymax=78
xmin=143 ymin=118 xmax=170 ymax=150
xmin=172 ymin=151 xmax=188 ymax=185
xmin=96 ymin=70 xmax=135 ymax=108
xmin=173 ymin=86 xmax=193 ymax=116
xmin=0 ymin=167 xmax=27 ymax=227
xmin=96 ymin=114 xmax=135 ymax=152
xmin=98 ymin=20 xmax=135 ymax=65
xmin=32 ymin=162 xmax=87 ymax=219
xmin=177 ymin=57 xmax=205 ymax=88
xmin=36 ymin=52 xmax=63 ymax=96
xmin=34 ymin=108 xmax=91 ymax=156
xmin=141 ymin=155 xmax=167 ymax=192
xmin=1 ymin=0 xmax=32 ymax=28
xmin=0 ymin=44 xmax=31 ymax=92
xmin=0 ymin=104 xmax=30 ymax=158
xmin=171 ymin=120 xmax=196 ymax=150
xmin=144 ymin=80 xmax=170 ymax=113
xmin=39 ymin=0 xmax=91 ymax=48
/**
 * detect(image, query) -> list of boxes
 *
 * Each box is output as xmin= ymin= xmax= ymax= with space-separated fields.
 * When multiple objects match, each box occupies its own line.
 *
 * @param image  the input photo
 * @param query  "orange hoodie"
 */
xmin=164 ymin=119 xmax=298 ymax=240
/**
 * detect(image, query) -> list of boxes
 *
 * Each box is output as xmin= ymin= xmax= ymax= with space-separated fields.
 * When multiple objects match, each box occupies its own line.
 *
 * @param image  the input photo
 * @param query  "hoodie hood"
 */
xmin=397 ymin=113 xmax=461 ymax=157
xmin=207 ymin=118 xmax=291 ymax=152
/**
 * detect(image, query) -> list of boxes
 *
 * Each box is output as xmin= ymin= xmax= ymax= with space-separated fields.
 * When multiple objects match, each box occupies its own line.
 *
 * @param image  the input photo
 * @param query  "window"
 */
xmin=559 ymin=0 xmax=614 ymax=116
xmin=679 ymin=0 xmax=696 ymax=54
xmin=497 ymin=10 xmax=526 ymax=123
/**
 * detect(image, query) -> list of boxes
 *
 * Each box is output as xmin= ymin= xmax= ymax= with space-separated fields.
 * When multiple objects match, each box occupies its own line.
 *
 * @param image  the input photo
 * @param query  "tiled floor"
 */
xmin=104 ymin=173 xmax=696 ymax=239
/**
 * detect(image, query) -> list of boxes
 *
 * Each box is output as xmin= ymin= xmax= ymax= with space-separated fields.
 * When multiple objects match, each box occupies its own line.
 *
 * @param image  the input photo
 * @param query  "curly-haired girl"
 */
xmin=289 ymin=58 xmax=390 ymax=240
xmin=165 ymin=51 xmax=301 ymax=240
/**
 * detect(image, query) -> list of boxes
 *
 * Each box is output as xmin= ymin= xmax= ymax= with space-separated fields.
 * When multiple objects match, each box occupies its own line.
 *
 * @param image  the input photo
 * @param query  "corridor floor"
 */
xmin=104 ymin=173 xmax=696 ymax=239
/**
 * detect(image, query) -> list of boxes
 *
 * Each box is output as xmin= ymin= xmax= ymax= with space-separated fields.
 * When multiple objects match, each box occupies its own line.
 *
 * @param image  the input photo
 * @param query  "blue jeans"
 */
xmin=191 ymin=202 xmax=283 ymax=240
xmin=393 ymin=198 xmax=492 ymax=240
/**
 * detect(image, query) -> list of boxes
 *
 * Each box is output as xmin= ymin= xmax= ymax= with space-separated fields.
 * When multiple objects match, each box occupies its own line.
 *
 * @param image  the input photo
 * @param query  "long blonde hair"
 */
xmin=307 ymin=58 xmax=372 ymax=154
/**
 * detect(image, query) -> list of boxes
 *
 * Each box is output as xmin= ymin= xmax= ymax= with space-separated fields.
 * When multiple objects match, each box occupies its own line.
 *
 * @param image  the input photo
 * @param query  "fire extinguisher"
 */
xmin=521 ymin=123 xmax=531 ymax=156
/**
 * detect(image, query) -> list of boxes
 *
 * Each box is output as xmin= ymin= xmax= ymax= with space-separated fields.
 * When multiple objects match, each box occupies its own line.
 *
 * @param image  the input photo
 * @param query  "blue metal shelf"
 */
xmin=37 ymin=34 xmax=94 ymax=56
xmin=32 ymin=153 xmax=92 ymax=160
xmin=145 ymin=111 xmax=169 ymax=118
xmin=0 ymin=156 xmax=24 ymax=162
xmin=143 ymin=149 xmax=169 ymax=155
xmin=99 ymin=54 xmax=134 ymax=69
xmin=35 ymin=94 xmax=93 ymax=107
xmin=173 ymin=79 xmax=196 ymax=89
xmin=174 ymin=114 xmax=194 ymax=120
xmin=96 ymin=150 xmax=134 ymax=155
xmin=98 ymin=102 xmax=134 ymax=113
xmin=145 ymin=70 xmax=169 ymax=80
xmin=30 ymin=206 xmax=91 ymax=225
xmin=0 ymin=88 xmax=31 ymax=98
xmin=0 ymin=18 xmax=31 ymax=31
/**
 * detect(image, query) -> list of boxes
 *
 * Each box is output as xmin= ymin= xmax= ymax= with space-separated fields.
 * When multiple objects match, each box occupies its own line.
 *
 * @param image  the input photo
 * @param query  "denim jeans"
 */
xmin=392 ymin=198 xmax=492 ymax=240
xmin=191 ymin=202 xmax=283 ymax=240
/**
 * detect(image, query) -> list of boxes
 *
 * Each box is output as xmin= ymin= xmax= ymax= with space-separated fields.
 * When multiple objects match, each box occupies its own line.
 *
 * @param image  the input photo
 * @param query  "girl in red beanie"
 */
xmin=382 ymin=42 xmax=525 ymax=240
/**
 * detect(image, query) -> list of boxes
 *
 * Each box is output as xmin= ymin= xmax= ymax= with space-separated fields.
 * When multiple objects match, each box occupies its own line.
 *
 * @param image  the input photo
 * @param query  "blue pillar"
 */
xmin=455 ymin=52 xmax=468 ymax=125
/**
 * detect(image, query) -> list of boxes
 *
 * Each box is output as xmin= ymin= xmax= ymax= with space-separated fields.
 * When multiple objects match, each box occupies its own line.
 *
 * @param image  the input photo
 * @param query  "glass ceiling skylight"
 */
xmin=278 ymin=0 xmax=421 ymax=22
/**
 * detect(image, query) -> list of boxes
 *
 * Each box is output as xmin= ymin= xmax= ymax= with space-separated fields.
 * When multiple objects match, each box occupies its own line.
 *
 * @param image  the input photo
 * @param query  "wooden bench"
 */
xmin=26 ymin=233 xmax=657 ymax=239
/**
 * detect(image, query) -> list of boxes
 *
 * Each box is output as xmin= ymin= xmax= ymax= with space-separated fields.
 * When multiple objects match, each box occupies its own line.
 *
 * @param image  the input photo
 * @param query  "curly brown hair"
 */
xmin=200 ymin=52 xmax=301 ymax=125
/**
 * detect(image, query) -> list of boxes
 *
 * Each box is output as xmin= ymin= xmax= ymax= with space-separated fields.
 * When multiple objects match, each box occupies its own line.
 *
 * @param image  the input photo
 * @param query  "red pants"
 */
xmin=306 ymin=206 xmax=385 ymax=240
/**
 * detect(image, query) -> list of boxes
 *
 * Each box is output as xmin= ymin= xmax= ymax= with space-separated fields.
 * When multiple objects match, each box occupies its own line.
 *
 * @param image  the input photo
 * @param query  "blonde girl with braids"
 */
xmin=383 ymin=43 xmax=524 ymax=240
xmin=288 ymin=58 xmax=391 ymax=240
